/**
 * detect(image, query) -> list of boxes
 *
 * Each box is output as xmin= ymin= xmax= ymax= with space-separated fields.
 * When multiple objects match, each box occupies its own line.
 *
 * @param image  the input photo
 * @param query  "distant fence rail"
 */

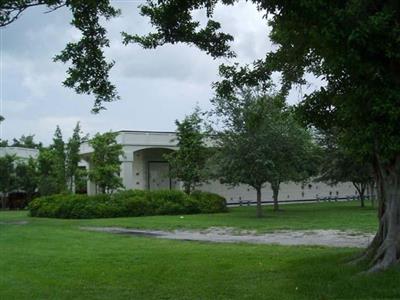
xmin=227 ymin=195 xmax=370 ymax=207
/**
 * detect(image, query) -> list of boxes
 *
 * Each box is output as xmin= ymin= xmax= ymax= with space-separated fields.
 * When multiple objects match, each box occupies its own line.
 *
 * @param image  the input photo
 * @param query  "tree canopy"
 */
xmin=164 ymin=109 xmax=209 ymax=194
xmin=11 ymin=134 xmax=42 ymax=149
xmin=0 ymin=154 xmax=17 ymax=208
xmin=88 ymin=131 xmax=123 ymax=194
xmin=210 ymin=90 xmax=316 ymax=216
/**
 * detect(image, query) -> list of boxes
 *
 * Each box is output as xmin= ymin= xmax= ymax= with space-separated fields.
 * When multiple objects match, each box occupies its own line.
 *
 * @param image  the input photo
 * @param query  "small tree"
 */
xmin=88 ymin=132 xmax=123 ymax=194
xmin=0 ymin=154 xmax=17 ymax=209
xmin=165 ymin=109 xmax=208 ymax=194
xmin=211 ymin=91 xmax=315 ymax=217
xmin=15 ymin=157 xmax=39 ymax=202
xmin=50 ymin=126 xmax=67 ymax=192
xmin=66 ymin=122 xmax=86 ymax=192
xmin=37 ymin=148 xmax=59 ymax=196
xmin=317 ymin=130 xmax=374 ymax=208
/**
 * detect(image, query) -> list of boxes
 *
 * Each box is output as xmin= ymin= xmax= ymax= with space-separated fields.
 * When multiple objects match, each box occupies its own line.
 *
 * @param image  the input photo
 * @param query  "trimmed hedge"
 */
xmin=28 ymin=189 xmax=227 ymax=219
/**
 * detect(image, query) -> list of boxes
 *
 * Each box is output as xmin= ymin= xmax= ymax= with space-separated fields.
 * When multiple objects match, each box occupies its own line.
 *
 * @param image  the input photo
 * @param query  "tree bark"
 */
xmin=271 ymin=181 xmax=280 ymax=211
xmin=353 ymin=182 xmax=366 ymax=208
xmin=369 ymin=181 xmax=376 ymax=208
xmin=256 ymin=187 xmax=263 ymax=218
xmin=354 ymin=154 xmax=400 ymax=272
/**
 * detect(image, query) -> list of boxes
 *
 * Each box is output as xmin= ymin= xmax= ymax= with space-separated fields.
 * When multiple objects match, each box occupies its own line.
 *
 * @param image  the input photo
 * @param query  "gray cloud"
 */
xmin=1 ymin=1 xmax=310 ymax=145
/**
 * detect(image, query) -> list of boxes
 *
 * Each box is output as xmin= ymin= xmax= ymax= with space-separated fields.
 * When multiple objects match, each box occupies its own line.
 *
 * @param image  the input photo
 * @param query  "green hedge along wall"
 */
xmin=28 ymin=189 xmax=227 ymax=219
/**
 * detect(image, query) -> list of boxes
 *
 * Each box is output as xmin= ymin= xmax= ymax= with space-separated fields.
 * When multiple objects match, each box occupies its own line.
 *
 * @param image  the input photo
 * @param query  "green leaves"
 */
xmin=122 ymin=0 xmax=235 ymax=58
xmin=165 ymin=109 xmax=208 ymax=194
xmin=212 ymin=91 xmax=315 ymax=192
xmin=88 ymin=131 xmax=124 ymax=193
xmin=54 ymin=1 xmax=120 ymax=113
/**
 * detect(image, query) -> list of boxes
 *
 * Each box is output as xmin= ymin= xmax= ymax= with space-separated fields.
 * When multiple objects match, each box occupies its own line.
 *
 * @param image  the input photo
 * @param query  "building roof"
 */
xmin=0 ymin=147 xmax=39 ymax=159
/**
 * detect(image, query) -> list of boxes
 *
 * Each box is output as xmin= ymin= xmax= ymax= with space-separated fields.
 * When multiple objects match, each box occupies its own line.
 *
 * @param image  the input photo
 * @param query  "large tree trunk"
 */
xmin=256 ymin=187 xmax=263 ymax=218
xmin=271 ymin=181 xmax=280 ymax=211
xmin=354 ymin=154 xmax=400 ymax=272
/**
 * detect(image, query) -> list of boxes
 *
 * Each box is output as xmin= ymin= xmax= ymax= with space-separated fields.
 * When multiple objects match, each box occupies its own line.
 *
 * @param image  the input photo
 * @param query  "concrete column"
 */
xmin=86 ymin=161 xmax=97 ymax=195
xmin=121 ymin=150 xmax=135 ymax=190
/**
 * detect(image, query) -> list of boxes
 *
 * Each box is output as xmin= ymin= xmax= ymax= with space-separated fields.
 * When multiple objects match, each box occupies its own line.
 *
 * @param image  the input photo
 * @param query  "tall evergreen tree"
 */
xmin=51 ymin=126 xmax=67 ymax=192
xmin=66 ymin=122 xmax=86 ymax=192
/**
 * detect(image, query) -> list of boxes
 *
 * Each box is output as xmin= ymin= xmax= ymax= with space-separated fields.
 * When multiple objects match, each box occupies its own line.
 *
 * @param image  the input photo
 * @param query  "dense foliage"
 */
xmin=87 ymin=131 xmax=124 ymax=194
xmin=317 ymin=129 xmax=374 ymax=208
xmin=28 ymin=189 xmax=227 ymax=219
xmin=1 ymin=0 xmax=120 ymax=112
xmin=209 ymin=91 xmax=317 ymax=217
xmin=0 ymin=154 xmax=17 ymax=209
xmin=66 ymin=122 xmax=87 ymax=192
xmin=164 ymin=109 xmax=209 ymax=194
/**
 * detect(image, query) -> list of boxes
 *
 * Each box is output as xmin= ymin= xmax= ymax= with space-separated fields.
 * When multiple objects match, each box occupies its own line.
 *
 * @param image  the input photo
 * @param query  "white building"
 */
xmin=80 ymin=131 xmax=358 ymax=204
xmin=0 ymin=147 xmax=39 ymax=160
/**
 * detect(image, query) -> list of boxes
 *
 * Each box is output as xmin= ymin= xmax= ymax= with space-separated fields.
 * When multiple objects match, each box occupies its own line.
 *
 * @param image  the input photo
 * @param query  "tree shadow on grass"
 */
xmin=281 ymin=249 xmax=400 ymax=300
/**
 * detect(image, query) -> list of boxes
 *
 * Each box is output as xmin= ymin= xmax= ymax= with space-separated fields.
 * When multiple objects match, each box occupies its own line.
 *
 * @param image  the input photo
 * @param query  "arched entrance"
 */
xmin=132 ymin=147 xmax=178 ymax=190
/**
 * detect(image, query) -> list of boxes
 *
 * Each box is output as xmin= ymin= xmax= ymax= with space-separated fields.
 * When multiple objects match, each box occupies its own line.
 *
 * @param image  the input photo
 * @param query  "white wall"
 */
xmin=0 ymin=147 xmax=39 ymax=160
xmin=197 ymin=180 xmax=357 ymax=203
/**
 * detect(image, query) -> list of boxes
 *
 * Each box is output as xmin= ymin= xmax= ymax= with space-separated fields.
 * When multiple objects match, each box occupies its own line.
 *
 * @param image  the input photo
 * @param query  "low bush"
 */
xmin=190 ymin=191 xmax=228 ymax=213
xmin=28 ymin=189 xmax=227 ymax=219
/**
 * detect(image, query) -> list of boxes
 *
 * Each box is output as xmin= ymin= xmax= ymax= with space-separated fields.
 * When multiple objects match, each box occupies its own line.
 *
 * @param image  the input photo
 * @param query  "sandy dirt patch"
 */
xmin=81 ymin=226 xmax=374 ymax=248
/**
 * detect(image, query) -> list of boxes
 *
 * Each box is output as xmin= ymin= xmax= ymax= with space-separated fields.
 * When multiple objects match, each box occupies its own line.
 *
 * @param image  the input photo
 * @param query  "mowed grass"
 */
xmin=1 ymin=201 xmax=398 ymax=300
xmin=5 ymin=200 xmax=378 ymax=233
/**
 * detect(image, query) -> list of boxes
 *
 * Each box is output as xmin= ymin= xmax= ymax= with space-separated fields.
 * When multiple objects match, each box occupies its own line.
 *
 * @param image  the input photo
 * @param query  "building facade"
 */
xmin=0 ymin=147 xmax=39 ymax=160
xmin=80 ymin=131 xmax=358 ymax=203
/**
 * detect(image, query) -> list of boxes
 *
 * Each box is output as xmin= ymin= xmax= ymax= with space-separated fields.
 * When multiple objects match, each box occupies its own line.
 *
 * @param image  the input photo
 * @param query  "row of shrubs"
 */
xmin=28 ymin=189 xmax=227 ymax=219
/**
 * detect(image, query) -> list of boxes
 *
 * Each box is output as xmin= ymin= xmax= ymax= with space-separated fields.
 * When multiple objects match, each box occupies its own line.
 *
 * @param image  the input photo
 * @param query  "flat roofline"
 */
xmin=118 ymin=130 xmax=176 ymax=134
xmin=0 ymin=146 xmax=39 ymax=152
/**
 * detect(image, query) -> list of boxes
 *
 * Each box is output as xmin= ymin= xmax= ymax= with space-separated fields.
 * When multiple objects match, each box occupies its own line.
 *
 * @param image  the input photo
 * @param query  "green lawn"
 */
xmin=1 ymin=201 xmax=398 ymax=299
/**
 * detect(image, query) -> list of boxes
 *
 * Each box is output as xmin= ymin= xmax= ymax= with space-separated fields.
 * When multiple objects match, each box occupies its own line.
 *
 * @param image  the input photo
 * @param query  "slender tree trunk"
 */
xmin=256 ymin=187 xmax=263 ymax=218
xmin=353 ymin=182 xmax=366 ymax=208
xmin=353 ymin=154 xmax=400 ymax=272
xmin=360 ymin=183 xmax=366 ymax=208
xmin=271 ymin=181 xmax=280 ymax=211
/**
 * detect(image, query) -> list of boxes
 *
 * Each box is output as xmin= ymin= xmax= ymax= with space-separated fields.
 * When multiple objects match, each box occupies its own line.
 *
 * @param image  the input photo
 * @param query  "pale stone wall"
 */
xmin=0 ymin=147 xmax=39 ymax=160
xmin=197 ymin=180 xmax=357 ymax=203
xmin=80 ymin=131 xmax=359 ymax=202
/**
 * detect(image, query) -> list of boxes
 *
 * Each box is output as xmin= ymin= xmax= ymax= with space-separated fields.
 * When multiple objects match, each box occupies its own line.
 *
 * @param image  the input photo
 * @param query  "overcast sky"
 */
xmin=1 ymin=1 xmax=319 ymax=145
